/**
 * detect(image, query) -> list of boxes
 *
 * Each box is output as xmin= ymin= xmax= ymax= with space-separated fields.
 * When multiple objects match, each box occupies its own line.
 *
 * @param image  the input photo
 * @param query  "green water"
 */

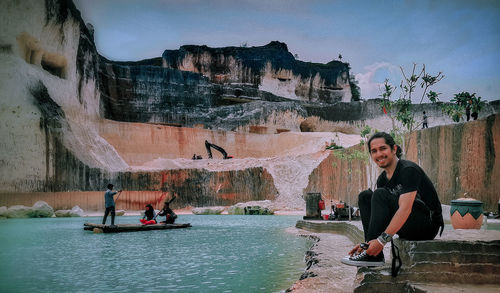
xmin=0 ymin=215 xmax=309 ymax=293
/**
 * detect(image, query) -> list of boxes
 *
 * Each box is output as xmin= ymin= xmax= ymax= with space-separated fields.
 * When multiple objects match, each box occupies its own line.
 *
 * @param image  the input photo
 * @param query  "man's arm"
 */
xmin=384 ymin=191 xmax=416 ymax=235
xmin=365 ymin=191 xmax=416 ymax=256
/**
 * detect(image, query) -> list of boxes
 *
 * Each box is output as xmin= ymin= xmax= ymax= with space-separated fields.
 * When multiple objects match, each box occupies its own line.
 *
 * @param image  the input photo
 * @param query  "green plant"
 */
xmin=445 ymin=92 xmax=485 ymax=121
xmin=471 ymin=95 xmax=485 ymax=114
xmin=441 ymin=103 xmax=464 ymax=122
xmin=379 ymin=63 xmax=444 ymax=153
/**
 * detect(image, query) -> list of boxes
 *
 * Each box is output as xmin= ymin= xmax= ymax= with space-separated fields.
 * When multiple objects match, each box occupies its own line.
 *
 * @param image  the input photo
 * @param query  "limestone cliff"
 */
xmin=163 ymin=41 xmax=352 ymax=103
xmin=0 ymin=0 xmax=127 ymax=192
xmin=98 ymin=44 xmax=355 ymax=132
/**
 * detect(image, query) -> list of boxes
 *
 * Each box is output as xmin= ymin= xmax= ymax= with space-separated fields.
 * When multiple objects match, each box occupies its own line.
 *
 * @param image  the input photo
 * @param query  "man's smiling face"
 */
xmin=369 ymin=138 xmax=397 ymax=169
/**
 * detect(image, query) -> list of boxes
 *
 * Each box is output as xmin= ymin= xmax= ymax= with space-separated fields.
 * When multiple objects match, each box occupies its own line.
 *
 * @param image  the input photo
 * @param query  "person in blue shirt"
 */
xmin=102 ymin=183 xmax=122 ymax=226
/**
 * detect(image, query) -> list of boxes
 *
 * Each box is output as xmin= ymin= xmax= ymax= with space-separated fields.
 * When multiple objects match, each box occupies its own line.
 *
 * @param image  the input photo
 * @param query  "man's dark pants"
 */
xmin=102 ymin=206 xmax=116 ymax=225
xmin=359 ymin=189 xmax=439 ymax=243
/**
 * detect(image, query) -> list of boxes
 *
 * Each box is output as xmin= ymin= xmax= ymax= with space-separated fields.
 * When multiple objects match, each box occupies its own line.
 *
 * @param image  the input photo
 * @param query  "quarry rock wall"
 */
xmin=162 ymin=41 xmax=352 ymax=103
xmin=1 ymin=0 xmax=498 ymax=212
xmin=98 ymin=120 xmax=346 ymax=164
xmin=0 ymin=0 xmax=127 ymax=193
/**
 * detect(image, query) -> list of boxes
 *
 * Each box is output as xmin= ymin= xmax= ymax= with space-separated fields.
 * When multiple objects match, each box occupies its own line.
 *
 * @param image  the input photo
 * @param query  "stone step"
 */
xmin=407 ymin=262 xmax=499 ymax=275
xmin=355 ymin=280 xmax=500 ymax=293
xmin=399 ymin=239 xmax=500 ymax=255
xmin=354 ymin=267 xmax=500 ymax=292
xmin=410 ymin=282 xmax=500 ymax=293
xmin=395 ymin=239 xmax=500 ymax=266
xmin=401 ymin=250 xmax=500 ymax=264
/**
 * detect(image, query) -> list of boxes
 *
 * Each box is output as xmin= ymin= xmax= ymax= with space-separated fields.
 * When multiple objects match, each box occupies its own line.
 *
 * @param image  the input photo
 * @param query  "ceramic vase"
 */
xmin=450 ymin=198 xmax=484 ymax=229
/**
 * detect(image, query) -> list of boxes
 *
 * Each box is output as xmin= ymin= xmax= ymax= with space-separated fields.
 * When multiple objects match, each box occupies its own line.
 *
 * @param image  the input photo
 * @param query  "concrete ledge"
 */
xmin=296 ymin=220 xmax=364 ymax=244
xmin=296 ymin=219 xmax=500 ymax=292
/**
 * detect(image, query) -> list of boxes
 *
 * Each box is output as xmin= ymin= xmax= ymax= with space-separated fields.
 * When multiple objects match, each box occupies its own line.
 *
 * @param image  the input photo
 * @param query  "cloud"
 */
xmin=355 ymin=62 xmax=399 ymax=99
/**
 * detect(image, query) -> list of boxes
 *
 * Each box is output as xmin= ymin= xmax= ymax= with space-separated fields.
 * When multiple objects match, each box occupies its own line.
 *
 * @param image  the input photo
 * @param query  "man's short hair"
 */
xmin=107 ymin=183 xmax=114 ymax=189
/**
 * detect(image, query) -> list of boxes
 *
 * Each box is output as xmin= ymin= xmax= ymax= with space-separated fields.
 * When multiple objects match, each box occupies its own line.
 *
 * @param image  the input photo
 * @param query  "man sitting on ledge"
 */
xmin=342 ymin=132 xmax=444 ymax=267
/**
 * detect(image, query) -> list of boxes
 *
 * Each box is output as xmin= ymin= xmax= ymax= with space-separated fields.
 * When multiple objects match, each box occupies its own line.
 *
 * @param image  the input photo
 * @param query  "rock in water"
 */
xmin=6 ymin=205 xmax=32 ymax=218
xmin=192 ymin=206 xmax=225 ymax=215
xmin=0 ymin=206 xmax=7 ymax=217
xmin=228 ymin=200 xmax=274 ymax=215
xmin=30 ymin=201 xmax=54 ymax=217
xmin=55 ymin=210 xmax=72 ymax=217
xmin=70 ymin=205 xmax=85 ymax=217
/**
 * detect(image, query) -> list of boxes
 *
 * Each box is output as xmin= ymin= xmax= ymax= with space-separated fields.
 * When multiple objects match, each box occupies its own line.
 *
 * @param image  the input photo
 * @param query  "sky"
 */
xmin=74 ymin=0 xmax=500 ymax=102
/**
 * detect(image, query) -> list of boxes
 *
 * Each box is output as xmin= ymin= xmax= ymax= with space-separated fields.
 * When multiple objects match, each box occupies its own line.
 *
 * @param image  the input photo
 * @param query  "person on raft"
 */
xmin=102 ymin=183 xmax=122 ymax=227
xmin=158 ymin=196 xmax=177 ymax=224
xmin=140 ymin=204 xmax=157 ymax=225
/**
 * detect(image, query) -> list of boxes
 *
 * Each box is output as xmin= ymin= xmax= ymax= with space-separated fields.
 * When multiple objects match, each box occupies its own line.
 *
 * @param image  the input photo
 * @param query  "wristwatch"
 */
xmin=377 ymin=232 xmax=393 ymax=246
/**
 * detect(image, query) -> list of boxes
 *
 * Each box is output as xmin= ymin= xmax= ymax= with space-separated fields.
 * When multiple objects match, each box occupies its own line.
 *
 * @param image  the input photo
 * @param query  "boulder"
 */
xmin=70 ymin=205 xmax=85 ymax=217
xmin=6 ymin=205 xmax=32 ymax=218
xmin=192 ymin=206 xmax=225 ymax=215
xmin=228 ymin=200 xmax=275 ymax=215
xmin=54 ymin=209 xmax=72 ymax=217
xmin=0 ymin=206 xmax=7 ymax=217
xmin=55 ymin=206 xmax=85 ymax=217
xmin=29 ymin=201 xmax=54 ymax=218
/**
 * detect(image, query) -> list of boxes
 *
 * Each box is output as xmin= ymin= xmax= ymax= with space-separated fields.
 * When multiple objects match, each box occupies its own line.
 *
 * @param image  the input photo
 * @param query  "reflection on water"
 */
xmin=0 ymin=215 xmax=309 ymax=293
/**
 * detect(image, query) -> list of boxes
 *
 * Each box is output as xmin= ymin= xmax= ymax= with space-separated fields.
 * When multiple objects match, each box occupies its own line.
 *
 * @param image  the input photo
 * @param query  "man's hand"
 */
xmin=118 ymin=190 xmax=123 ymax=192
xmin=348 ymin=243 xmax=362 ymax=256
xmin=365 ymin=239 xmax=384 ymax=256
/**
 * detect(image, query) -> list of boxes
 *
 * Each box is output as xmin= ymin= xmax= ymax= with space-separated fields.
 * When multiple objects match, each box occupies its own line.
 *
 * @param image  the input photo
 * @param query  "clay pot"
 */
xmin=450 ymin=198 xmax=484 ymax=229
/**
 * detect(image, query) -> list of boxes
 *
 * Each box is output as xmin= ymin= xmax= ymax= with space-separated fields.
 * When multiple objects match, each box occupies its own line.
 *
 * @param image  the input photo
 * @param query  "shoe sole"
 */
xmin=341 ymin=256 xmax=385 ymax=267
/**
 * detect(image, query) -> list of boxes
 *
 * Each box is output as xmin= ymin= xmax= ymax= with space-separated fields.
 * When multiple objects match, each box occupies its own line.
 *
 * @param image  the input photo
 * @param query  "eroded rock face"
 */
xmin=163 ymin=41 xmax=352 ymax=103
xmin=99 ymin=42 xmax=364 ymax=131
xmin=0 ymin=0 xmax=127 ymax=193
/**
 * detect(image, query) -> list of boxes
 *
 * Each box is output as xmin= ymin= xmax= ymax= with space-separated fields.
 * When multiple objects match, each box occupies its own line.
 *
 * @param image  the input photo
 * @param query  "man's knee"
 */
xmin=358 ymin=189 xmax=373 ymax=206
xmin=372 ymin=188 xmax=398 ymax=207
xmin=372 ymin=188 xmax=391 ymax=198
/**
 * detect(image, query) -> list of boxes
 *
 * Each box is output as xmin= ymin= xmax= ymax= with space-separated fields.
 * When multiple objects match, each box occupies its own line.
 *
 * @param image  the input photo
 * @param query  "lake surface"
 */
xmin=0 ymin=215 xmax=309 ymax=293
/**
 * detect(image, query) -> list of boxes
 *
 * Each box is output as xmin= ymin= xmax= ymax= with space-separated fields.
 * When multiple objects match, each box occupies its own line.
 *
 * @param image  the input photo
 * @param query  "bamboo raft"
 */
xmin=84 ymin=222 xmax=192 ymax=233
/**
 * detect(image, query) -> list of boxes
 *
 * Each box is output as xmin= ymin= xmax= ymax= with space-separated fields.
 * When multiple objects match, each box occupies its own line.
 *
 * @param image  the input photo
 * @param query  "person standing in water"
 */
xmin=102 ymin=183 xmax=122 ymax=226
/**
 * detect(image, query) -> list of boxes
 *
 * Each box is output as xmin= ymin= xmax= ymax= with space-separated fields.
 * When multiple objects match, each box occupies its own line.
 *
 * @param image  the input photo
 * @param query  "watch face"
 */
xmin=382 ymin=233 xmax=392 ymax=242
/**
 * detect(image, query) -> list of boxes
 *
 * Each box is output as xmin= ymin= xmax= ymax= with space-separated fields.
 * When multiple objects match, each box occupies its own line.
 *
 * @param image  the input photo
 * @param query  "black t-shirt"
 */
xmin=377 ymin=159 xmax=443 ymax=224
